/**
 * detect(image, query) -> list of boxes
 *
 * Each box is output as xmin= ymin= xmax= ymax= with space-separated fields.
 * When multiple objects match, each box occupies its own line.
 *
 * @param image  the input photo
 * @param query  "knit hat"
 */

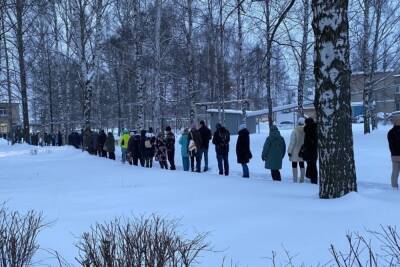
xmin=238 ymin=123 xmax=246 ymax=131
xmin=215 ymin=123 xmax=222 ymax=130
xmin=298 ymin=117 xmax=305 ymax=126
xmin=393 ymin=115 xmax=400 ymax=126
xmin=165 ymin=126 xmax=172 ymax=132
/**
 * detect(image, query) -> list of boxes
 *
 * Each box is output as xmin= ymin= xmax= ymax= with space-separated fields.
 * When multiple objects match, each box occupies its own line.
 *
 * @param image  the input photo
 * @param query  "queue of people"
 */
xmin=12 ymin=114 xmax=400 ymax=189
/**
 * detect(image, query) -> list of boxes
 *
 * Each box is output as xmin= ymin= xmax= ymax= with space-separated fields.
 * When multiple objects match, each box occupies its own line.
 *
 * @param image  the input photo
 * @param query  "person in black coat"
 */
xmin=139 ymin=130 xmax=147 ymax=167
xmin=303 ymin=117 xmax=318 ymax=184
xmin=188 ymin=124 xmax=202 ymax=172
xmin=97 ymin=130 xmax=107 ymax=157
xmin=128 ymin=131 xmax=141 ymax=165
xmin=57 ymin=131 xmax=63 ymax=146
xmin=165 ymin=126 xmax=176 ymax=170
xmin=198 ymin=120 xmax=212 ymax=172
xmin=388 ymin=116 xmax=400 ymax=189
xmin=236 ymin=124 xmax=252 ymax=178
xmin=212 ymin=123 xmax=230 ymax=176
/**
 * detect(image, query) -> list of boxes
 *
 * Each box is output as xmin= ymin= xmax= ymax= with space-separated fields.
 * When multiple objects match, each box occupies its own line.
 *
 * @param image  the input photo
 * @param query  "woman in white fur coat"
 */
xmin=288 ymin=118 xmax=306 ymax=182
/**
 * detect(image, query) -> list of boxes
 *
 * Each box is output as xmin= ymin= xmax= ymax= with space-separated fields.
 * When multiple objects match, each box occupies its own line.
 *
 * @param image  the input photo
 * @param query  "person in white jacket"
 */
xmin=288 ymin=117 xmax=306 ymax=182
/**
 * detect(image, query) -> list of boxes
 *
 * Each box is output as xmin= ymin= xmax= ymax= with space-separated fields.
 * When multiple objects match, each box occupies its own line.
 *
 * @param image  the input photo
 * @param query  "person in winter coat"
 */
xmin=128 ymin=131 xmax=141 ymax=165
xmin=262 ymin=125 xmax=286 ymax=181
xmin=236 ymin=124 xmax=252 ymax=178
xmin=120 ymin=129 xmax=130 ymax=163
xmin=139 ymin=130 xmax=147 ymax=167
xmin=188 ymin=124 xmax=203 ymax=172
xmin=303 ymin=117 xmax=318 ymax=184
xmin=97 ymin=130 xmax=107 ymax=157
xmin=143 ymin=128 xmax=156 ymax=168
xmin=388 ymin=115 xmax=400 ymax=189
xmin=198 ymin=120 xmax=212 ymax=172
xmin=57 ymin=131 xmax=63 ymax=146
xmin=165 ymin=126 xmax=176 ymax=170
xmin=91 ymin=131 xmax=99 ymax=156
xmin=212 ymin=123 xmax=230 ymax=176
xmin=288 ymin=118 xmax=306 ymax=183
xmin=83 ymin=128 xmax=93 ymax=153
xmin=104 ymin=132 xmax=116 ymax=160
xmin=179 ymin=128 xmax=190 ymax=171
xmin=155 ymin=133 xmax=168 ymax=169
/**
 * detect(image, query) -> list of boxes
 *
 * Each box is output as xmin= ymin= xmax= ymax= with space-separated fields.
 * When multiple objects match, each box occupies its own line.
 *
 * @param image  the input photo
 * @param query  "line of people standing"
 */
xmin=261 ymin=117 xmax=318 ymax=184
xmin=74 ymin=118 xmax=318 ymax=183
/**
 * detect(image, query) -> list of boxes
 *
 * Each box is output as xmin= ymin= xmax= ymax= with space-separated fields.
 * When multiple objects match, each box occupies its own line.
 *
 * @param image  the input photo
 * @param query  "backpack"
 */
xmin=219 ymin=130 xmax=229 ymax=147
xmin=145 ymin=139 xmax=152 ymax=148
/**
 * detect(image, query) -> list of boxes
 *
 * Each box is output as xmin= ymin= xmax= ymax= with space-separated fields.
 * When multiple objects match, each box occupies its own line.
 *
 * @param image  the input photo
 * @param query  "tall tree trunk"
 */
xmin=312 ymin=0 xmax=357 ymax=199
xmin=153 ymin=0 xmax=162 ymax=131
xmin=46 ymin=48 xmax=54 ymax=133
xmin=187 ymin=0 xmax=196 ymax=123
xmin=218 ymin=0 xmax=225 ymax=123
xmin=237 ymin=0 xmax=246 ymax=124
xmin=362 ymin=0 xmax=371 ymax=134
xmin=369 ymin=0 xmax=382 ymax=130
xmin=265 ymin=0 xmax=273 ymax=127
xmin=15 ymin=0 xmax=30 ymax=143
xmin=297 ymin=0 xmax=310 ymax=117
xmin=134 ymin=0 xmax=144 ymax=131
xmin=1 ymin=5 xmax=13 ymax=141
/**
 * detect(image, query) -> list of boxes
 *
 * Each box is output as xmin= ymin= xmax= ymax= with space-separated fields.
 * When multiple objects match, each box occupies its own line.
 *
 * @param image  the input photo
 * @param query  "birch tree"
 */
xmin=312 ymin=0 xmax=357 ymax=199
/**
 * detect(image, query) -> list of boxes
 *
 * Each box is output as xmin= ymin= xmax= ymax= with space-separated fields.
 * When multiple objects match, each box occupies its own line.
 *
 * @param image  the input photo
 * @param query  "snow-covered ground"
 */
xmin=0 ymin=124 xmax=399 ymax=266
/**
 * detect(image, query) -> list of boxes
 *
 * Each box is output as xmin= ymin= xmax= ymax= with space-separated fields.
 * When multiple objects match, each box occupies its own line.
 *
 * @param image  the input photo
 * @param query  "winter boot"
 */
xmin=292 ymin=168 xmax=298 ymax=183
xmin=300 ymin=168 xmax=305 ymax=183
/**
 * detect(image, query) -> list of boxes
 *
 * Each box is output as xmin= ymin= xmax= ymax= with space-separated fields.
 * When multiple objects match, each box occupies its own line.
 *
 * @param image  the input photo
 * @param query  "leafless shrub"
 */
xmin=76 ymin=215 xmax=209 ymax=267
xmin=0 ymin=207 xmax=45 ymax=267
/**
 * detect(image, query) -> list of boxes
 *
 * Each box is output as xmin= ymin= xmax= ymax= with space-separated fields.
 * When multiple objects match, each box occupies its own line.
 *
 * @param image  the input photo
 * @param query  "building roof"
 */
xmin=207 ymin=101 xmax=314 ymax=117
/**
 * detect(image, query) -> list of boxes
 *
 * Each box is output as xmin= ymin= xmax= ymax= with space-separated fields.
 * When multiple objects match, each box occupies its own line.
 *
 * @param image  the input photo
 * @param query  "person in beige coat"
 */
xmin=288 ymin=117 xmax=306 ymax=182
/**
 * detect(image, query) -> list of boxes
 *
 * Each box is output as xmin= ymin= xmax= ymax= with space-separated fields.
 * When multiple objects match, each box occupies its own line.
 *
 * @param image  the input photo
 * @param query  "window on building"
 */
xmin=396 ymin=86 xmax=400 ymax=94
xmin=397 ymin=102 xmax=400 ymax=111
xmin=0 ymin=108 xmax=7 ymax=116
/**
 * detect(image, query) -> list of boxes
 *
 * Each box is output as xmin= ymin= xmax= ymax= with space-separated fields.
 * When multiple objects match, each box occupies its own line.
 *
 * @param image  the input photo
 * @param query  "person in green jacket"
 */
xmin=120 ymin=129 xmax=130 ymax=163
xmin=262 ymin=125 xmax=286 ymax=181
xmin=179 ymin=128 xmax=190 ymax=171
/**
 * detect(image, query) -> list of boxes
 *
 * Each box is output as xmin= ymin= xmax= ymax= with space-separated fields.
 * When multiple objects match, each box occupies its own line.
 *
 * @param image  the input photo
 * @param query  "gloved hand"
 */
xmin=288 ymin=153 xmax=292 ymax=157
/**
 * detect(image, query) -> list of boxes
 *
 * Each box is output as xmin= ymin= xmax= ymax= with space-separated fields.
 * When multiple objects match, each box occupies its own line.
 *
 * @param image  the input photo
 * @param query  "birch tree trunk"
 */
xmin=237 ymin=0 xmax=246 ymax=124
xmin=134 ymin=0 xmax=144 ymax=130
xmin=15 ymin=0 xmax=30 ymax=142
xmin=369 ymin=0 xmax=383 ymax=130
xmin=187 ymin=0 xmax=196 ymax=123
xmin=1 ymin=5 xmax=13 ymax=140
xmin=362 ymin=0 xmax=371 ymax=134
xmin=297 ymin=0 xmax=310 ymax=117
xmin=264 ymin=0 xmax=273 ymax=127
xmin=312 ymin=0 xmax=357 ymax=199
xmin=153 ymin=0 xmax=162 ymax=130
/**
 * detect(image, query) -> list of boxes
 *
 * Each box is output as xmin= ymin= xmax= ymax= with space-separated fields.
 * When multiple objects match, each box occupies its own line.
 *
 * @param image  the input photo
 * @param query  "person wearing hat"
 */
xmin=212 ymin=123 xmax=230 ymax=176
xmin=179 ymin=128 xmax=190 ymax=171
xmin=388 ymin=115 xmax=400 ymax=189
xmin=236 ymin=123 xmax=252 ymax=178
xmin=198 ymin=120 xmax=212 ymax=172
xmin=303 ymin=117 xmax=318 ymax=184
xmin=165 ymin=126 xmax=176 ymax=170
xmin=288 ymin=117 xmax=306 ymax=183
xmin=188 ymin=123 xmax=203 ymax=172
xmin=262 ymin=125 xmax=286 ymax=181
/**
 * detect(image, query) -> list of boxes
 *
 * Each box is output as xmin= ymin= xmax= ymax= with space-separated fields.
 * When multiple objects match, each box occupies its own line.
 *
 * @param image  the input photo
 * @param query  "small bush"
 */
xmin=76 ymin=215 xmax=209 ymax=267
xmin=0 ymin=207 xmax=45 ymax=267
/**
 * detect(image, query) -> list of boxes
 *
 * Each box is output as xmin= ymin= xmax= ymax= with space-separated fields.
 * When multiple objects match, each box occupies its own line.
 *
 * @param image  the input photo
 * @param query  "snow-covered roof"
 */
xmin=351 ymin=102 xmax=363 ymax=106
xmin=207 ymin=101 xmax=314 ymax=117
